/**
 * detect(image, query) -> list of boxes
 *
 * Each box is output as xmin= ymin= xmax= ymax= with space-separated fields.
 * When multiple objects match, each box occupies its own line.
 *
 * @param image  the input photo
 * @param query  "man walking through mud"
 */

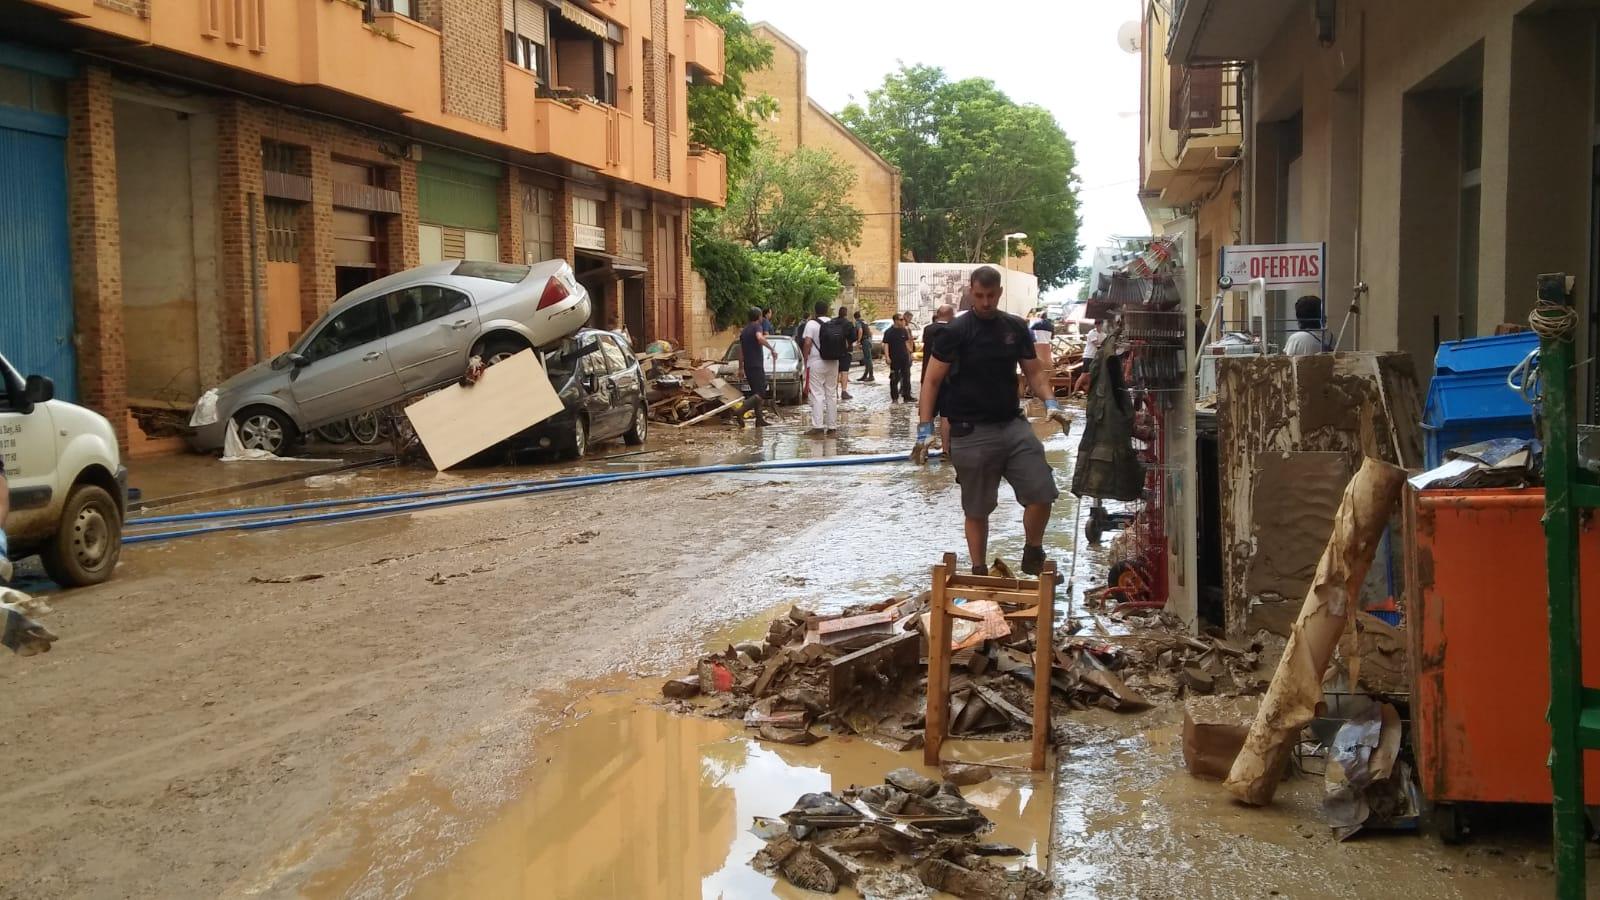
xmin=913 ymin=267 xmax=1069 ymax=575
xmin=737 ymin=306 xmax=778 ymax=427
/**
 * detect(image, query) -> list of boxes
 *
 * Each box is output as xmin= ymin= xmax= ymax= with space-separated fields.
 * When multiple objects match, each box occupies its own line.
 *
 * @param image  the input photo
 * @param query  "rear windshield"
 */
xmin=453 ymin=261 xmax=530 ymax=284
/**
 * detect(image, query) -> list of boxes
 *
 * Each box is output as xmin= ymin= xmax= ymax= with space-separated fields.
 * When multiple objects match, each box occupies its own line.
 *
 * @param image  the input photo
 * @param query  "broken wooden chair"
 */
xmin=924 ymin=552 xmax=1058 ymax=771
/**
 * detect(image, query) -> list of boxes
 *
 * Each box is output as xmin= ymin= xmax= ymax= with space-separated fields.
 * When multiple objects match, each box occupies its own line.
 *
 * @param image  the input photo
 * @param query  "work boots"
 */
xmin=1021 ymin=545 xmax=1049 ymax=576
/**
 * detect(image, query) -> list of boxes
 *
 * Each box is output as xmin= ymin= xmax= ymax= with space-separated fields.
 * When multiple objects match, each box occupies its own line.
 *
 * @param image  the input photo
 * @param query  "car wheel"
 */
xmin=234 ymin=407 xmax=297 ymax=455
xmin=479 ymin=338 xmax=528 ymax=367
xmin=41 ymin=484 xmax=122 ymax=587
xmin=561 ymin=415 xmax=589 ymax=460
xmin=624 ymin=402 xmax=648 ymax=445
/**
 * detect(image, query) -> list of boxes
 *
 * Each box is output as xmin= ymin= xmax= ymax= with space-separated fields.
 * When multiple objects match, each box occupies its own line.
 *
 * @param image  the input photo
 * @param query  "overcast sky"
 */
xmin=737 ymin=0 xmax=1148 ymax=297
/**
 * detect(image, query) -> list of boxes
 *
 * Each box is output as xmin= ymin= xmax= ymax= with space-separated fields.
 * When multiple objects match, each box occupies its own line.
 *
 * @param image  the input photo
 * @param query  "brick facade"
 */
xmin=439 ymin=0 xmax=505 ymax=129
xmin=650 ymin=0 xmax=671 ymax=179
xmin=66 ymin=66 xmax=128 ymax=449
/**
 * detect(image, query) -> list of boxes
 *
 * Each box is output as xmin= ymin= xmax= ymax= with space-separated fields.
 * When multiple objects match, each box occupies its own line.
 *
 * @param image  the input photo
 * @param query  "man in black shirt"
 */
xmin=915 ymin=267 xmax=1069 ymax=576
xmin=882 ymin=313 xmax=915 ymax=402
xmin=736 ymin=306 xmax=778 ymax=427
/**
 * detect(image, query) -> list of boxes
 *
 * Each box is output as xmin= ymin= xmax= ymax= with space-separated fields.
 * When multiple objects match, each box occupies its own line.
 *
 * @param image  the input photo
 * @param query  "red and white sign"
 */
xmin=1219 ymin=242 xmax=1325 ymax=292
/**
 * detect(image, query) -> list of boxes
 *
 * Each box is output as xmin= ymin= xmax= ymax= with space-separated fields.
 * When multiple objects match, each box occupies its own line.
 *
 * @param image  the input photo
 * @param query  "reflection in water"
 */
xmin=358 ymin=692 xmax=1053 ymax=900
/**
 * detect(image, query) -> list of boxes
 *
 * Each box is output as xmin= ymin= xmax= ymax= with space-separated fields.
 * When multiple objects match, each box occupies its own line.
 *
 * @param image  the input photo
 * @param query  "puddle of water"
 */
xmin=308 ymin=689 xmax=1053 ymax=900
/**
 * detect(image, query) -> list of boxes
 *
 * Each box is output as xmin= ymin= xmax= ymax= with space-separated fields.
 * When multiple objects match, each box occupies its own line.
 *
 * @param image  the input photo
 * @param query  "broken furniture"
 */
xmin=925 ymin=552 xmax=1057 ymax=771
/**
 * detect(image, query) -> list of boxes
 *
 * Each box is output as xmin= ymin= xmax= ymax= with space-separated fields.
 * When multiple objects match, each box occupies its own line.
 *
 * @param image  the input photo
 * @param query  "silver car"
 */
xmin=189 ymin=259 xmax=591 ymax=454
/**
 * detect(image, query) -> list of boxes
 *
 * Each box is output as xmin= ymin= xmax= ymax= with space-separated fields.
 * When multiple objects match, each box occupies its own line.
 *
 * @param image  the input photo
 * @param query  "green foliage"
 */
xmin=721 ymin=141 xmax=865 ymax=261
xmin=691 ymin=214 xmax=761 ymax=330
xmin=750 ymin=248 xmax=843 ymax=324
xmin=838 ymin=65 xmax=1083 ymax=288
xmin=685 ymin=0 xmax=775 ymax=182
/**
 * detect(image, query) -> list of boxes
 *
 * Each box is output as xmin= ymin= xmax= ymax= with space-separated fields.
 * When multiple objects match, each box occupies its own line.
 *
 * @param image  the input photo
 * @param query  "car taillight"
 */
xmin=537 ymin=277 xmax=570 ymax=311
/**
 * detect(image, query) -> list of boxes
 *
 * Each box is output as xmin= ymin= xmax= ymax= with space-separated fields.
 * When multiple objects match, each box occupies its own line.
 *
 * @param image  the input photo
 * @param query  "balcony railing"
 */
xmin=1176 ymin=62 xmax=1242 ymax=156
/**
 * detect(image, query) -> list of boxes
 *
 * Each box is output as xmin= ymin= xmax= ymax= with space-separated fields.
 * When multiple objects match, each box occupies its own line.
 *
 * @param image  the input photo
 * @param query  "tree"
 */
xmin=685 ymin=0 xmax=775 ymax=182
xmin=839 ymin=66 xmax=1083 ymax=287
xmin=721 ymin=141 xmax=864 ymax=261
xmin=691 ymin=218 xmax=762 ymax=329
xmin=750 ymin=248 xmax=842 ymax=325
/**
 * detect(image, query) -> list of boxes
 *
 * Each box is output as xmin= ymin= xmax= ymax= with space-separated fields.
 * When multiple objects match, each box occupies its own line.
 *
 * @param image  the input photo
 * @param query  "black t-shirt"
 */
xmin=883 ymin=325 xmax=912 ymax=364
xmin=739 ymin=322 xmax=765 ymax=375
xmin=921 ymin=321 xmax=948 ymax=367
xmin=931 ymin=312 xmax=1036 ymax=422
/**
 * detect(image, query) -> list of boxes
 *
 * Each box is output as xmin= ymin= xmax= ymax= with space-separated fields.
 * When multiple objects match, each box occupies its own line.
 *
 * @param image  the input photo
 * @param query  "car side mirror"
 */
xmin=288 ymin=352 xmax=309 ymax=368
xmin=24 ymin=374 xmax=54 ymax=405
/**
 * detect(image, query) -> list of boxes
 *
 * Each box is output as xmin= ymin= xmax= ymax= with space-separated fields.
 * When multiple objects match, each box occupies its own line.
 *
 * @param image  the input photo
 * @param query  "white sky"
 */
xmin=737 ymin=0 xmax=1149 ymax=296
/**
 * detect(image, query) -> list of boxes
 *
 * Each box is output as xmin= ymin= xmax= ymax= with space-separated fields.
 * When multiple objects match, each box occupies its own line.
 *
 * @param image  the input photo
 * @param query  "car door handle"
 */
xmin=448 ymin=320 xmax=471 ymax=330
xmin=363 ymin=351 xmax=384 ymax=361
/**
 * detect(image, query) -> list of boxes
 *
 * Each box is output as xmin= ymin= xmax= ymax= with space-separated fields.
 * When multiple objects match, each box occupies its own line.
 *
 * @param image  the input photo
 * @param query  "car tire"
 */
xmin=234 ymin=407 xmax=297 ymax=455
xmin=40 ymin=484 xmax=122 ymax=588
xmin=561 ymin=415 xmax=589 ymax=460
xmin=624 ymin=402 xmax=648 ymax=445
xmin=478 ymin=337 xmax=528 ymax=367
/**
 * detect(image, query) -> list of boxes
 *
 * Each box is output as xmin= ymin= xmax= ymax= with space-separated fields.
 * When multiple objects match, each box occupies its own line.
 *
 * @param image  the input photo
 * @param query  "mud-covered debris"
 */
xmin=753 ymin=773 xmax=1052 ymax=899
xmin=1182 ymin=695 xmax=1259 ymax=780
xmin=941 ymin=764 xmax=995 ymax=787
xmin=661 ymin=675 xmax=700 ymax=700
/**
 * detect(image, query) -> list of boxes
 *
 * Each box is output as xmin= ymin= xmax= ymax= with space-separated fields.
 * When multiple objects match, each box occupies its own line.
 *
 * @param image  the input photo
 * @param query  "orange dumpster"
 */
xmin=1405 ymin=486 xmax=1600 ymax=837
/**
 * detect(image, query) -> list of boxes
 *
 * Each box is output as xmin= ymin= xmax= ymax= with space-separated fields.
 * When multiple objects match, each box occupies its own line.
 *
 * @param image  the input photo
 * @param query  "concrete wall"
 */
xmin=1247 ymin=0 xmax=1599 ymax=375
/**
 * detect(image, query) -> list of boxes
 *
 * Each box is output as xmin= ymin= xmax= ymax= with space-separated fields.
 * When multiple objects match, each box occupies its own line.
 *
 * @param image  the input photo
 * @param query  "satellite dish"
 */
xmin=1116 ymin=21 xmax=1141 ymax=54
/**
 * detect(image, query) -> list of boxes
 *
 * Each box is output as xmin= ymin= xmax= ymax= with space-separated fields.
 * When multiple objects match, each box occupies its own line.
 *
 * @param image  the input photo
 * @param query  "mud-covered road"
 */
xmin=0 ymin=387 xmax=1573 ymax=898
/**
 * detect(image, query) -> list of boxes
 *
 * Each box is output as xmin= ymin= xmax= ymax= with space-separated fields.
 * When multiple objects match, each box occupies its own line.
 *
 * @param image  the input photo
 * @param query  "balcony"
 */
xmin=1144 ymin=63 xmax=1241 ymax=208
xmin=684 ymin=15 xmax=725 ymax=86
xmin=534 ymin=94 xmax=620 ymax=173
xmin=1167 ymin=0 xmax=1296 ymax=65
xmin=687 ymin=146 xmax=727 ymax=207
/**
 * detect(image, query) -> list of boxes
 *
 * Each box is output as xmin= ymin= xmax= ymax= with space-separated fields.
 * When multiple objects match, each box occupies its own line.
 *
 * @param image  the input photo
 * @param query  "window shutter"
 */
xmin=604 ymin=41 xmax=616 ymax=76
xmin=504 ymin=0 xmax=546 ymax=43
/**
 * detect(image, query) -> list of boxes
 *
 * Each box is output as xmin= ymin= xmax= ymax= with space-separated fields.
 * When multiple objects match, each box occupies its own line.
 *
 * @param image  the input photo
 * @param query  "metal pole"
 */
xmin=1538 ymin=272 xmax=1584 ymax=899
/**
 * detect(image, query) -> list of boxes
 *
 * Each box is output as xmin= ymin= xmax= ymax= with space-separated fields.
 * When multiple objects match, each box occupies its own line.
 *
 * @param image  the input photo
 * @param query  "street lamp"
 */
xmin=1003 ymin=231 xmax=1028 ymax=271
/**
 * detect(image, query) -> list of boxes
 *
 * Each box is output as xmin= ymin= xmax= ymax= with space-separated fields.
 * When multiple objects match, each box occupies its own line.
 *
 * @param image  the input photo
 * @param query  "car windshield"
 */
xmin=453 ymin=261 xmax=530 ymax=284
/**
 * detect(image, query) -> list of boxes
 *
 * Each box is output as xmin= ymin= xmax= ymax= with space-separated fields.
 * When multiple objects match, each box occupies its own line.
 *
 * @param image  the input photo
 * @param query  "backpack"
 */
xmin=816 ymin=317 xmax=852 ymax=361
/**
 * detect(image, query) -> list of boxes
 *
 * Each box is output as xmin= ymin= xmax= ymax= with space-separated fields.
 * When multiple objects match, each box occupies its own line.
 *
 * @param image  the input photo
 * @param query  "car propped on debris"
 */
xmin=188 ymin=259 xmax=591 ymax=455
xmin=515 ymin=329 xmax=648 ymax=459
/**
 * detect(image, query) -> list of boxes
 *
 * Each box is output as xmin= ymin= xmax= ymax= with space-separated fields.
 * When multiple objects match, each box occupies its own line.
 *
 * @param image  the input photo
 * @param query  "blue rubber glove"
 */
xmin=0 ymin=528 xmax=10 ymax=583
xmin=911 ymin=421 xmax=935 ymax=465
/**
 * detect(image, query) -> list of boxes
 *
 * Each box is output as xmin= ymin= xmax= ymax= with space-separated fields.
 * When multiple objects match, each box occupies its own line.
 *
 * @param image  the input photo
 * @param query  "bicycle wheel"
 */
xmin=350 ymin=412 xmax=381 ymax=445
xmin=316 ymin=420 xmax=353 ymax=444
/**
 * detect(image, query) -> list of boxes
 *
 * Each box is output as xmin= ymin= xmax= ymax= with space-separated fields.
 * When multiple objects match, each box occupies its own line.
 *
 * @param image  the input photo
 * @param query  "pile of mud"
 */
xmin=751 ymin=767 xmax=1051 ymax=899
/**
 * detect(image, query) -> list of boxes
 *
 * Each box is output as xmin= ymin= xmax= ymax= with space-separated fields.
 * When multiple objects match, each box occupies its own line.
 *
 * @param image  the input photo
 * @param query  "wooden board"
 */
xmin=403 ymin=349 xmax=564 ymax=470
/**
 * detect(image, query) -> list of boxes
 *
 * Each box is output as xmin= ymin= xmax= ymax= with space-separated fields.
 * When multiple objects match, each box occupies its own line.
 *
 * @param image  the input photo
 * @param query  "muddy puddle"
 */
xmin=304 ymin=685 xmax=1052 ymax=900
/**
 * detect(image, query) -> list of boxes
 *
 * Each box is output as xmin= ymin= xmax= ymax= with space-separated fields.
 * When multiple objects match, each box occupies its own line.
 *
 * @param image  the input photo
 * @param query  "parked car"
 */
xmin=189 ymin=259 xmax=591 ymax=455
xmin=715 ymin=335 xmax=804 ymax=404
xmin=2 ymin=351 xmax=126 ymax=587
xmin=516 ymin=329 xmax=647 ymax=459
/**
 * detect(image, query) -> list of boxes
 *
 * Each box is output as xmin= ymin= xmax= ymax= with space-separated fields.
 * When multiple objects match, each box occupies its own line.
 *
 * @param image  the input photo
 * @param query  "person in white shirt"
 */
xmin=801 ymin=301 xmax=840 ymax=433
xmin=1074 ymin=318 xmax=1105 ymax=395
xmin=1284 ymin=295 xmax=1328 ymax=357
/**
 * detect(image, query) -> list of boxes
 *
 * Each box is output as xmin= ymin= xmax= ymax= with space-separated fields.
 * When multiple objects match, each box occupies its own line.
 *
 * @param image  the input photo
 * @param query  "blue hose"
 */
xmin=125 ymin=452 xmax=924 ymax=545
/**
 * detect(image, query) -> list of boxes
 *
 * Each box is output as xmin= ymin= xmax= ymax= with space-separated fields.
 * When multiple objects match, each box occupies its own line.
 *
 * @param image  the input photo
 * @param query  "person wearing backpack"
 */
xmin=802 ymin=301 xmax=849 ymax=433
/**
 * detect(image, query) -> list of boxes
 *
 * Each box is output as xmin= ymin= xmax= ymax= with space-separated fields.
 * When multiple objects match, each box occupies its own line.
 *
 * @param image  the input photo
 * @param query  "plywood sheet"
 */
xmin=404 ymin=350 xmax=563 ymax=470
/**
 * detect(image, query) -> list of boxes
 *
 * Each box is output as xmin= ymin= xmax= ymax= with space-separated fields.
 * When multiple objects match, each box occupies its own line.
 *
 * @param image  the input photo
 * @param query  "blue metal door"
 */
xmin=0 ymin=95 xmax=73 ymax=399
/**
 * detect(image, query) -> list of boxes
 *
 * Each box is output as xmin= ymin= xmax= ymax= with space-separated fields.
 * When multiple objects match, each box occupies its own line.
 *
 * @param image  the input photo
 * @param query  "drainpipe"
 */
xmin=249 ymin=193 xmax=265 ymax=363
xmin=1348 ymin=9 xmax=1368 ymax=351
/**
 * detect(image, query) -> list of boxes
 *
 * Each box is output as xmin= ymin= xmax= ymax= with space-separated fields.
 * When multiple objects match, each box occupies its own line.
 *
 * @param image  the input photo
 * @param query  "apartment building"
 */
xmin=0 ymin=0 xmax=725 ymax=450
xmin=1150 ymin=0 xmax=1600 ymax=400
xmin=744 ymin=22 xmax=901 ymax=314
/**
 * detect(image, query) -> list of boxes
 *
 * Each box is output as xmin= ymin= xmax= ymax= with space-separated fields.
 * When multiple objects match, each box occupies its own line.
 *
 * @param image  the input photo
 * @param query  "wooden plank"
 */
xmin=925 ymin=559 xmax=952 ymax=767
xmin=828 ymin=632 xmax=920 ymax=707
xmin=1031 ymin=567 xmax=1055 ymax=770
xmin=403 ymin=349 xmax=563 ymax=471
xmin=948 ymin=587 xmax=1044 ymax=606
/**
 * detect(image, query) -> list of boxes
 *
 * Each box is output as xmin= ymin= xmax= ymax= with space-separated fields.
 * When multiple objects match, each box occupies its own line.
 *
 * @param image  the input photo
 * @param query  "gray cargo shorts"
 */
xmin=948 ymin=416 xmax=1060 ymax=519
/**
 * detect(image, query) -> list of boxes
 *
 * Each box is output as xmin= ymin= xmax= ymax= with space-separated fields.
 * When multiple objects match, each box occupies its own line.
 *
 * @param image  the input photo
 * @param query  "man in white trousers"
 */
xmin=801 ymin=300 xmax=841 ymax=433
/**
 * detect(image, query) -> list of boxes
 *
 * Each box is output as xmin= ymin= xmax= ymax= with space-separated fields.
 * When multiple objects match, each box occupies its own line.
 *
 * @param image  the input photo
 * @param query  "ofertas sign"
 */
xmin=1219 ymin=242 xmax=1325 ymax=292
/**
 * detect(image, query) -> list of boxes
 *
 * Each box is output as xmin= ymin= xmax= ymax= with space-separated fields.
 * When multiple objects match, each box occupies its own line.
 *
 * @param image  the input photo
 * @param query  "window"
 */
xmin=366 ymin=0 xmax=413 ymax=20
xmin=503 ymin=0 xmax=548 ymax=83
xmin=453 ymin=261 xmax=530 ymax=283
xmin=600 ymin=336 xmax=629 ymax=372
xmin=580 ymin=337 xmax=608 ymax=375
xmin=601 ymin=41 xmax=618 ymax=106
xmin=333 ymin=208 xmax=378 ymax=269
xmin=386 ymin=286 xmax=471 ymax=331
xmin=523 ymin=185 xmax=556 ymax=263
xmin=0 ymin=65 xmax=65 ymax=117
xmin=265 ymin=200 xmax=300 ymax=263
xmin=620 ymin=207 xmax=644 ymax=259
xmin=667 ymin=53 xmax=676 ymax=132
xmin=305 ymin=299 xmax=388 ymax=361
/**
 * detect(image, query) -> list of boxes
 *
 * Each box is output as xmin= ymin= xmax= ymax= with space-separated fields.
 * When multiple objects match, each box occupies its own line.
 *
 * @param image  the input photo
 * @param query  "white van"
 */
xmin=1 ymin=352 xmax=125 ymax=587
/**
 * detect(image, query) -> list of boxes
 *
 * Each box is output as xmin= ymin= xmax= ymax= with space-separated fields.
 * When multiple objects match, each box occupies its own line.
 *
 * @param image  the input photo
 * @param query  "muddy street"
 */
xmin=0 ymin=384 xmax=1571 ymax=899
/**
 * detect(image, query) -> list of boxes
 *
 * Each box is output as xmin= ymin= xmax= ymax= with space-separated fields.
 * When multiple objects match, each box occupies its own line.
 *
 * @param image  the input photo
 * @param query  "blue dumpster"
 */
xmin=1422 ymin=331 xmax=1539 ymax=467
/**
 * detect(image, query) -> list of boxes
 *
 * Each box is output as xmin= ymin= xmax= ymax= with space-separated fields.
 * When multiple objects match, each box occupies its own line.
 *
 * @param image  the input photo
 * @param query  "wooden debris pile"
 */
xmin=638 ymin=350 xmax=747 ymax=425
xmin=1055 ymin=622 xmax=1278 ymax=702
xmin=751 ymin=769 xmax=1051 ymax=899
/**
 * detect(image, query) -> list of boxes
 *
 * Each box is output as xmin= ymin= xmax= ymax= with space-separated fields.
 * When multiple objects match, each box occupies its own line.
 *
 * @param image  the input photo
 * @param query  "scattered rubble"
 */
xmin=638 ymin=351 xmax=747 ymax=425
xmin=751 ymin=770 xmax=1052 ymax=899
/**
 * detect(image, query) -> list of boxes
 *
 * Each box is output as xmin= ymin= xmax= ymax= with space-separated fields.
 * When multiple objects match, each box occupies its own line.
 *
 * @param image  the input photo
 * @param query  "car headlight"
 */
xmin=190 ymin=389 xmax=220 ymax=427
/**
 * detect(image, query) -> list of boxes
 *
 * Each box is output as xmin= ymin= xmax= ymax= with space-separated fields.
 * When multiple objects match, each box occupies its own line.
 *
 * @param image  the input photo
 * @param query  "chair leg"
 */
xmin=926 ymin=561 xmax=951 ymax=767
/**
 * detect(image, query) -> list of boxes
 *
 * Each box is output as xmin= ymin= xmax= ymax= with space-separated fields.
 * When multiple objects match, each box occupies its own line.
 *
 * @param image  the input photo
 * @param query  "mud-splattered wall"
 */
xmin=1215 ymin=353 xmax=1424 ymax=635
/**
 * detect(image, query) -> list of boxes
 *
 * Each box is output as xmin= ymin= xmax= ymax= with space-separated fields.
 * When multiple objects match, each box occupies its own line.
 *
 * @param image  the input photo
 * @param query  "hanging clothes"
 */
xmin=1071 ymin=345 xmax=1144 ymax=501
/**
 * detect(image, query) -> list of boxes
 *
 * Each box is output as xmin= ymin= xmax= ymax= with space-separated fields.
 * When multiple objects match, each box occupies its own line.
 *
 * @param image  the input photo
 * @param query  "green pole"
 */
xmin=1538 ymin=272 xmax=1585 ymax=899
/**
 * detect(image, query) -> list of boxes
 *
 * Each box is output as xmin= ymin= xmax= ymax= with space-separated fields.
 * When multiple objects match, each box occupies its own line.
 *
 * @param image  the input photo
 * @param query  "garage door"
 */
xmin=0 ymin=59 xmax=73 ymax=399
xmin=417 ymin=148 xmax=500 ymax=264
